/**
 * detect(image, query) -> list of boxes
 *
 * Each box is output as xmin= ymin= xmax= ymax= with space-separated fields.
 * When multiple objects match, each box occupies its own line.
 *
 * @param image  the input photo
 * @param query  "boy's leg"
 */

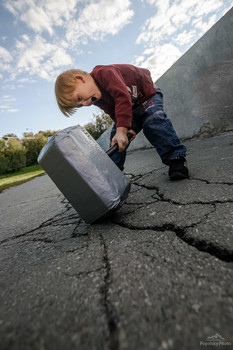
xmin=141 ymin=89 xmax=189 ymax=179
xmin=142 ymin=89 xmax=187 ymax=165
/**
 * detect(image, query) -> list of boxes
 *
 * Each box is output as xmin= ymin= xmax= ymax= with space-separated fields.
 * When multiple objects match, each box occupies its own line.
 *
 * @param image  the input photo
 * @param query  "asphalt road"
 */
xmin=0 ymin=132 xmax=233 ymax=350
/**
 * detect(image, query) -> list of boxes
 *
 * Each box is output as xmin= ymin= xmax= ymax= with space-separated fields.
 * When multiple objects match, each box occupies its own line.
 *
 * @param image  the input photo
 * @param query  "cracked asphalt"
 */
xmin=0 ymin=132 xmax=233 ymax=350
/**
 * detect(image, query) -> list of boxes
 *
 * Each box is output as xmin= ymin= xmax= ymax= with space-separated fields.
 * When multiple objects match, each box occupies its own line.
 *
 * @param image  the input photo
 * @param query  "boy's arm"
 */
xmin=93 ymin=66 xmax=133 ymax=129
xmin=93 ymin=66 xmax=136 ymax=151
xmin=111 ymin=127 xmax=136 ymax=152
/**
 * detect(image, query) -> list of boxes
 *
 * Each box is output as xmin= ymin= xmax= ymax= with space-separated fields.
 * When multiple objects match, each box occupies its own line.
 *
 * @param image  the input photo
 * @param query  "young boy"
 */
xmin=55 ymin=64 xmax=189 ymax=180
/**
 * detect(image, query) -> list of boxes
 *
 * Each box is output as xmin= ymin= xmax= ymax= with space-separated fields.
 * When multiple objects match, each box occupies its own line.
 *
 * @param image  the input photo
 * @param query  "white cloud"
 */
xmin=4 ymin=0 xmax=78 ymax=35
xmin=2 ymin=0 xmax=134 ymax=81
xmin=139 ymin=43 xmax=182 ymax=81
xmin=173 ymin=30 xmax=196 ymax=46
xmin=0 ymin=95 xmax=17 ymax=113
xmin=1 ymin=0 xmax=231 ymax=85
xmin=14 ymin=35 xmax=73 ymax=81
xmin=66 ymin=0 xmax=134 ymax=45
xmin=2 ymin=84 xmax=16 ymax=90
xmin=3 ymin=95 xmax=16 ymax=102
xmin=134 ymin=55 xmax=145 ymax=66
xmin=17 ymin=77 xmax=36 ymax=83
xmin=134 ymin=0 xmax=229 ymax=79
xmin=5 ymin=0 xmax=134 ymax=42
xmin=192 ymin=14 xmax=217 ymax=33
xmin=0 ymin=46 xmax=13 ymax=75
xmin=7 ymin=109 xmax=19 ymax=113
xmin=0 ymin=46 xmax=12 ymax=62
xmin=137 ymin=0 xmax=225 ymax=45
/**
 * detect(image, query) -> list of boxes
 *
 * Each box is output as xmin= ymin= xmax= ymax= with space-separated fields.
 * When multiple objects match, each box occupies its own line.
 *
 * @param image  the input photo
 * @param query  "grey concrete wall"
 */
xmin=98 ymin=7 xmax=233 ymax=151
xmin=157 ymin=6 xmax=233 ymax=139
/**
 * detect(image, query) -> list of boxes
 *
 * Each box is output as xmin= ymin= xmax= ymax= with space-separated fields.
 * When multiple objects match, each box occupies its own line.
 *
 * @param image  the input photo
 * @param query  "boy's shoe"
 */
xmin=168 ymin=157 xmax=189 ymax=180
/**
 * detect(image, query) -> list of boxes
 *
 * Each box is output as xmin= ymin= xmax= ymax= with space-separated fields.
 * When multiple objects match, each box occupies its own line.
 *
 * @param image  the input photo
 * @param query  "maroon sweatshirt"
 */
xmin=90 ymin=64 xmax=156 ymax=128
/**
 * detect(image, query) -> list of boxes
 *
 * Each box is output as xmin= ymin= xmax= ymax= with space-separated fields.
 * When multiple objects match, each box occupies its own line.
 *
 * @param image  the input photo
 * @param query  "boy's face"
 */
xmin=71 ymin=75 xmax=101 ymax=108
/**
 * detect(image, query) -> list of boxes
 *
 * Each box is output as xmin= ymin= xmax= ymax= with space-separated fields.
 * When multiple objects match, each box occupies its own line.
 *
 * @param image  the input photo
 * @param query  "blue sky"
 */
xmin=0 ymin=0 xmax=232 ymax=138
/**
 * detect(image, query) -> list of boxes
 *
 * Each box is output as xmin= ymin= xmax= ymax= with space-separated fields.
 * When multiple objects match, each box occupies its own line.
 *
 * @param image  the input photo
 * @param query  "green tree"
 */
xmin=2 ymin=138 xmax=26 ymax=173
xmin=0 ymin=139 xmax=10 ymax=174
xmin=23 ymin=131 xmax=34 ymax=139
xmin=36 ymin=130 xmax=59 ymax=138
xmin=22 ymin=134 xmax=48 ymax=166
xmin=2 ymin=133 xmax=18 ymax=140
xmin=84 ymin=112 xmax=113 ymax=140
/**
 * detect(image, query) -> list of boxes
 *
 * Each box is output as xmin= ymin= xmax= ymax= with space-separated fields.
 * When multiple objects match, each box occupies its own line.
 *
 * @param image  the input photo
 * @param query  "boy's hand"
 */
xmin=111 ymin=127 xmax=136 ymax=152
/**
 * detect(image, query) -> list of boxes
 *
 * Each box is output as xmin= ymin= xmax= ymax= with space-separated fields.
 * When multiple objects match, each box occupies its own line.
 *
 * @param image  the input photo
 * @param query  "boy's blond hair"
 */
xmin=55 ymin=69 xmax=88 ymax=117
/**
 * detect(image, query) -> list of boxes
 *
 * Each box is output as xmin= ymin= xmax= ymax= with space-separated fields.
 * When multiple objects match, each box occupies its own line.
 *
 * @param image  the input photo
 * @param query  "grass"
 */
xmin=0 ymin=164 xmax=45 ymax=193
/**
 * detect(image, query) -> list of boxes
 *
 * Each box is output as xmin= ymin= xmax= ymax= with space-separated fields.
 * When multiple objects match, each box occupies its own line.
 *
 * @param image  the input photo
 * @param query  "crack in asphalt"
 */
xmin=110 ymin=174 xmax=233 ymax=263
xmin=2 ymin=170 xmax=232 ymax=265
xmin=191 ymin=177 xmax=233 ymax=186
xmin=99 ymin=232 xmax=119 ymax=350
xmin=110 ymin=219 xmax=233 ymax=263
xmin=132 ymin=179 xmax=233 ymax=205
xmin=0 ymin=205 xmax=79 ymax=245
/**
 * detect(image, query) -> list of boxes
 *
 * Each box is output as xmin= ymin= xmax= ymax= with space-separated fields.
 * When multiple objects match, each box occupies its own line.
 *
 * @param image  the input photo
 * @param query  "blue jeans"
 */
xmin=110 ymin=88 xmax=187 ymax=171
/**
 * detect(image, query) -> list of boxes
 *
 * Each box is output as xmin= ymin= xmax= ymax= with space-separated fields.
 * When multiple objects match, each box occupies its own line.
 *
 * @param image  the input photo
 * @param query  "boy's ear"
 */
xmin=74 ymin=75 xmax=86 ymax=83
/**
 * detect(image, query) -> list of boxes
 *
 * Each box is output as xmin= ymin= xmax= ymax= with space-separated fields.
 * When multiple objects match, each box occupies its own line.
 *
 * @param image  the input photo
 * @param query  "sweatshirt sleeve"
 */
xmin=94 ymin=66 xmax=133 ymax=128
